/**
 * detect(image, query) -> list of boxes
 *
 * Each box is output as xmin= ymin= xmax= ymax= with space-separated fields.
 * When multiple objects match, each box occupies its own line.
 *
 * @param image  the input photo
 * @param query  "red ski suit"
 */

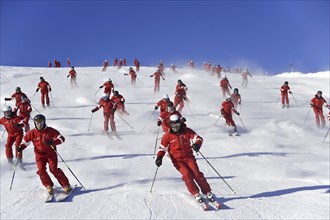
xmin=241 ymin=71 xmax=252 ymax=87
xmin=7 ymin=91 xmax=28 ymax=107
xmin=157 ymin=126 xmax=211 ymax=195
xmin=156 ymin=99 xmax=169 ymax=114
xmin=150 ymin=71 xmax=164 ymax=93
xmin=128 ymin=70 xmax=137 ymax=85
xmin=220 ymin=79 xmax=232 ymax=98
xmin=68 ymin=70 xmax=77 ymax=87
xmin=102 ymin=81 xmax=114 ymax=97
xmin=103 ymin=60 xmax=109 ymax=71
xmin=174 ymin=83 xmax=188 ymax=112
xmin=311 ymin=96 xmax=329 ymax=127
xmin=231 ymin=93 xmax=241 ymax=108
xmin=37 ymin=81 xmax=51 ymax=106
xmin=133 ymin=59 xmax=140 ymax=72
xmin=0 ymin=115 xmax=24 ymax=159
xmin=93 ymin=98 xmax=117 ymax=132
xmin=280 ymin=85 xmax=291 ymax=105
xmin=14 ymin=102 xmax=32 ymax=132
xmin=20 ymin=127 xmax=70 ymax=188
xmin=220 ymin=100 xmax=238 ymax=130
xmin=158 ymin=111 xmax=182 ymax=132
xmin=111 ymin=95 xmax=129 ymax=115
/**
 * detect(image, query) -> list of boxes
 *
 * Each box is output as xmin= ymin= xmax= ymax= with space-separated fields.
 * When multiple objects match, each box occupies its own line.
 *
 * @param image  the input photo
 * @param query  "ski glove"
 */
xmin=67 ymin=75 xmax=70 ymax=78
xmin=192 ymin=143 xmax=201 ymax=153
xmin=36 ymin=88 xmax=40 ymax=92
xmin=91 ymin=108 xmax=97 ymax=113
xmin=236 ymin=112 xmax=240 ymax=116
xmin=17 ymin=145 xmax=24 ymax=152
xmin=154 ymin=106 xmax=158 ymax=110
xmin=99 ymin=86 xmax=104 ymax=89
xmin=4 ymin=98 xmax=11 ymax=101
xmin=289 ymin=91 xmax=292 ymax=94
xmin=157 ymin=120 xmax=161 ymax=126
xmin=49 ymin=88 xmax=52 ymax=92
xmin=46 ymin=140 xmax=53 ymax=146
xmin=155 ymin=157 xmax=162 ymax=167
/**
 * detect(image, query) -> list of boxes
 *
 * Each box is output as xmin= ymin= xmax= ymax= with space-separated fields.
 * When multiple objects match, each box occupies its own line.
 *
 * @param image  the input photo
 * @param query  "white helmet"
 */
xmin=169 ymin=114 xmax=180 ymax=123
xmin=102 ymin=93 xmax=109 ymax=100
xmin=163 ymin=94 xmax=169 ymax=100
xmin=222 ymin=75 xmax=227 ymax=79
xmin=108 ymin=78 xmax=112 ymax=82
xmin=3 ymin=105 xmax=12 ymax=112
xmin=226 ymin=96 xmax=232 ymax=101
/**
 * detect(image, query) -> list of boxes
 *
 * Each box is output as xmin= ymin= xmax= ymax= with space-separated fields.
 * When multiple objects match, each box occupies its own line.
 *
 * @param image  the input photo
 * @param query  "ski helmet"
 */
xmin=21 ymin=95 xmax=28 ymax=103
xmin=226 ymin=96 xmax=232 ymax=102
xmin=108 ymin=78 xmax=112 ymax=82
xmin=40 ymin=77 xmax=44 ymax=81
xmin=114 ymin=91 xmax=119 ymax=96
xmin=234 ymin=88 xmax=239 ymax=93
xmin=317 ymin=91 xmax=322 ymax=96
xmin=102 ymin=93 xmax=109 ymax=100
xmin=177 ymin=79 xmax=182 ymax=84
xmin=222 ymin=75 xmax=227 ymax=79
xmin=169 ymin=114 xmax=181 ymax=132
xmin=34 ymin=114 xmax=46 ymax=130
xmin=166 ymin=101 xmax=174 ymax=112
xmin=163 ymin=94 xmax=169 ymax=100
xmin=284 ymin=81 xmax=289 ymax=85
xmin=16 ymin=87 xmax=21 ymax=92
xmin=3 ymin=106 xmax=12 ymax=118
xmin=169 ymin=114 xmax=181 ymax=124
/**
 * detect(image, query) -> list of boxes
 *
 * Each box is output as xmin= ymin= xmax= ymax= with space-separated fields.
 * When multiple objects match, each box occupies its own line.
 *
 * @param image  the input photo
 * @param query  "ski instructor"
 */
xmin=155 ymin=114 xmax=218 ymax=205
xmin=18 ymin=114 xmax=72 ymax=195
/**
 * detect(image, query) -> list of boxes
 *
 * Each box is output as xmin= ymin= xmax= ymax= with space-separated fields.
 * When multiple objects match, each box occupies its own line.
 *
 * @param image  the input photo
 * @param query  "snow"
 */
xmin=0 ymin=66 xmax=329 ymax=219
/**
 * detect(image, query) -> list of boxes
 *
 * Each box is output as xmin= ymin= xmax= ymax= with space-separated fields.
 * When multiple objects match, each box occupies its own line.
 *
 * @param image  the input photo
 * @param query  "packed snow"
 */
xmin=0 ymin=66 xmax=329 ymax=219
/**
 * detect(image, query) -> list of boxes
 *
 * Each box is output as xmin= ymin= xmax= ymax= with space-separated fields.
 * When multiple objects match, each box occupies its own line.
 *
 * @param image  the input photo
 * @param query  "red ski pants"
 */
xmin=173 ymin=158 xmax=211 ymax=195
xmin=104 ymin=113 xmax=116 ymax=132
xmin=36 ymin=155 xmax=70 ymax=188
xmin=41 ymin=92 xmax=50 ymax=106
xmin=224 ymin=113 xmax=237 ymax=129
xmin=281 ymin=93 xmax=289 ymax=105
xmin=221 ymin=87 xmax=230 ymax=98
xmin=313 ymin=108 xmax=325 ymax=127
xmin=154 ymin=79 xmax=160 ymax=92
xmin=174 ymin=96 xmax=184 ymax=112
xmin=5 ymin=134 xmax=23 ymax=159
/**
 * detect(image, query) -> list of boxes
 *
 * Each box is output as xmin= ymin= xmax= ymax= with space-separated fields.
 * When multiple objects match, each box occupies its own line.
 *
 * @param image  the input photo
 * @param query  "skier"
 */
xmin=111 ymin=91 xmax=129 ymax=115
xmin=187 ymin=59 xmax=194 ymax=68
xmin=154 ymin=94 xmax=171 ymax=115
xmin=67 ymin=66 xmax=77 ymax=88
xmin=13 ymin=95 xmax=32 ymax=132
xmin=125 ymin=67 xmax=137 ymax=85
xmin=215 ymin=65 xmax=222 ymax=78
xmin=133 ymin=58 xmax=140 ymax=72
xmin=123 ymin=58 xmax=127 ymax=66
xmin=310 ymin=91 xmax=330 ymax=127
xmin=113 ymin=58 xmax=118 ymax=67
xmin=102 ymin=60 xmax=109 ymax=71
xmin=220 ymin=75 xmax=232 ymax=98
xmin=99 ymin=78 xmax=115 ymax=97
xmin=231 ymin=88 xmax=241 ymax=109
xmin=36 ymin=77 xmax=51 ymax=108
xmin=67 ymin=58 xmax=71 ymax=67
xmin=157 ymin=102 xmax=184 ymax=132
xmin=0 ymin=106 xmax=25 ymax=166
xmin=91 ymin=94 xmax=117 ymax=134
xmin=170 ymin=64 xmax=178 ymax=73
xmin=280 ymin=81 xmax=292 ymax=108
xmin=241 ymin=69 xmax=252 ymax=88
xmin=118 ymin=59 xmax=123 ymax=69
xmin=4 ymin=87 xmax=28 ymax=107
xmin=174 ymin=79 xmax=188 ymax=113
xmin=155 ymin=114 xmax=217 ymax=208
xmin=18 ymin=114 xmax=72 ymax=195
xmin=150 ymin=70 xmax=165 ymax=93
xmin=220 ymin=96 xmax=240 ymax=135
xmin=48 ymin=61 xmax=52 ymax=68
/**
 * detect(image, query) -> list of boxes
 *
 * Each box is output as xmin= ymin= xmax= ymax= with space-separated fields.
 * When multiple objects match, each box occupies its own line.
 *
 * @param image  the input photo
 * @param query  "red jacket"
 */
xmin=38 ymin=81 xmax=51 ymax=93
xmin=241 ymin=71 xmax=252 ymax=79
xmin=94 ymin=98 xmax=116 ymax=114
xmin=231 ymin=93 xmax=241 ymax=105
xmin=280 ymin=85 xmax=290 ymax=94
xmin=156 ymin=99 xmax=168 ymax=112
xmin=0 ymin=115 xmax=24 ymax=137
xmin=311 ymin=96 xmax=328 ymax=110
xmin=9 ymin=92 xmax=27 ymax=106
xmin=14 ymin=102 xmax=32 ymax=118
xmin=103 ymin=81 xmax=114 ymax=94
xmin=21 ymin=126 xmax=65 ymax=158
xmin=175 ymin=84 xmax=187 ymax=97
xmin=69 ymin=70 xmax=77 ymax=77
xmin=111 ymin=95 xmax=125 ymax=106
xmin=157 ymin=126 xmax=203 ymax=161
xmin=129 ymin=70 xmax=137 ymax=78
xmin=151 ymin=71 xmax=164 ymax=81
xmin=220 ymin=79 xmax=231 ymax=89
xmin=220 ymin=100 xmax=237 ymax=115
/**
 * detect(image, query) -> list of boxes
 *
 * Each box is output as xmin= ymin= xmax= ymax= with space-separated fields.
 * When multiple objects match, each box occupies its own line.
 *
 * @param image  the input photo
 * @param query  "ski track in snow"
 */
xmin=0 ymin=66 xmax=329 ymax=219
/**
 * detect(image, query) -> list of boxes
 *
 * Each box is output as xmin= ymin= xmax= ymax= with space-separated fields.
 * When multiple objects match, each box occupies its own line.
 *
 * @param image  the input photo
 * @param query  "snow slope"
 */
xmin=0 ymin=66 xmax=329 ymax=219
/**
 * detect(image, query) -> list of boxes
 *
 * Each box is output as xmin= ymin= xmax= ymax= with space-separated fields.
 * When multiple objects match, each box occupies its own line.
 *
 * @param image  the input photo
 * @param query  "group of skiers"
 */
xmin=1 ymin=63 xmax=329 ymax=207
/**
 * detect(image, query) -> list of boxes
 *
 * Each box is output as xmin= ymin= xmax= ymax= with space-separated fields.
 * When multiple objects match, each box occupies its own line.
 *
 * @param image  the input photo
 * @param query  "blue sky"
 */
xmin=1 ymin=0 xmax=329 ymax=74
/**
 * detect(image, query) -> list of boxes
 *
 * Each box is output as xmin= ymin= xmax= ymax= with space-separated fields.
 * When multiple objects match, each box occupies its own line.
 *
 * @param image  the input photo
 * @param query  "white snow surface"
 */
xmin=0 ymin=66 xmax=329 ymax=219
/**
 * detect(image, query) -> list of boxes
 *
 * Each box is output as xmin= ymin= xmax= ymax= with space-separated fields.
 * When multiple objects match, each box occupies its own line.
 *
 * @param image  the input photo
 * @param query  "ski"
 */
xmin=54 ymin=185 xmax=76 ymax=202
xmin=206 ymin=195 xmax=221 ymax=209
xmin=194 ymin=195 xmax=210 ymax=211
xmin=44 ymin=193 xmax=53 ymax=203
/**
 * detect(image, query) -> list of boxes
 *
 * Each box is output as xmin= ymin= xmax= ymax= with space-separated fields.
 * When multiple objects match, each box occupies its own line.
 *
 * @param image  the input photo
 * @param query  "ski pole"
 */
xmin=275 ymin=95 xmax=281 ymax=105
xmin=30 ymin=103 xmax=41 ymax=113
xmin=153 ymin=126 xmax=160 ymax=158
xmin=9 ymin=152 xmax=21 ymax=191
xmin=290 ymin=93 xmax=298 ymax=107
xmin=49 ymin=145 xmax=85 ymax=189
xmin=49 ymin=91 xmax=55 ymax=107
xmin=184 ymin=99 xmax=192 ymax=114
xmin=149 ymin=167 xmax=159 ymax=194
xmin=137 ymin=77 xmax=144 ymax=85
xmin=251 ymin=76 xmax=257 ymax=86
xmin=199 ymin=151 xmax=236 ymax=194
xmin=322 ymin=127 xmax=330 ymax=143
xmin=141 ymin=110 xmax=156 ymax=132
xmin=304 ymin=107 xmax=312 ymax=123
xmin=238 ymin=115 xmax=247 ymax=132
xmin=115 ymin=112 xmax=133 ymax=129
xmin=94 ymin=88 xmax=101 ymax=95
xmin=214 ymin=114 xmax=223 ymax=125
xmin=1 ymin=129 xmax=7 ymax=138
xmin=87 ymin=113 xmax=93 ymax=131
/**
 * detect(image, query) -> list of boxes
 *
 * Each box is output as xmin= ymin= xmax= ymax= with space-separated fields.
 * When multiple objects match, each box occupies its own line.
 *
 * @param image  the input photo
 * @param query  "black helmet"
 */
xmin=16 ymin=87 xmax=21 ymax=92
xmin=40 ymin=77 xmax=44 ymax=81
xmin=317 ymin=91 xmax=322 ymax=95
xmin=177 ymin=79 xmax=182 ymax=84
xmin=234 ymin=88 xmax=239 ymax=93
xmin=114 ymin=91 xmax=119 ymax=96
xmin=284 ymin=81 xmax=289 ymax=85
xmin=33 ymin=114 xmax=46 ymax=130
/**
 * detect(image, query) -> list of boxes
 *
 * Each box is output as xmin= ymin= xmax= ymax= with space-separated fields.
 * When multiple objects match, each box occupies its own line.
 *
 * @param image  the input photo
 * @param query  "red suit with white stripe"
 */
xmin=220 ymin=78 xmax=232 ymax=98
xmin=174 ymin=81 xmax=188 ymax=112
xmin=92 ymin=97 xmax=117 ymax=132
xmin=280 ymin=84 xmax=291 ymax=106
xmin=220 ymin=99 xmax=238 ymax=131
xmin=156 ymin=124 xmax=211 ymax=195
xmin=37 ymin=79 xmax=51 ymax=107
xmin=20 ymin=125 xmax=70 ymax=188
xmin=14 ymin=99 xmax=32 ymax=132
xmin=310 ymin=92 xmax=329 ymax=127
